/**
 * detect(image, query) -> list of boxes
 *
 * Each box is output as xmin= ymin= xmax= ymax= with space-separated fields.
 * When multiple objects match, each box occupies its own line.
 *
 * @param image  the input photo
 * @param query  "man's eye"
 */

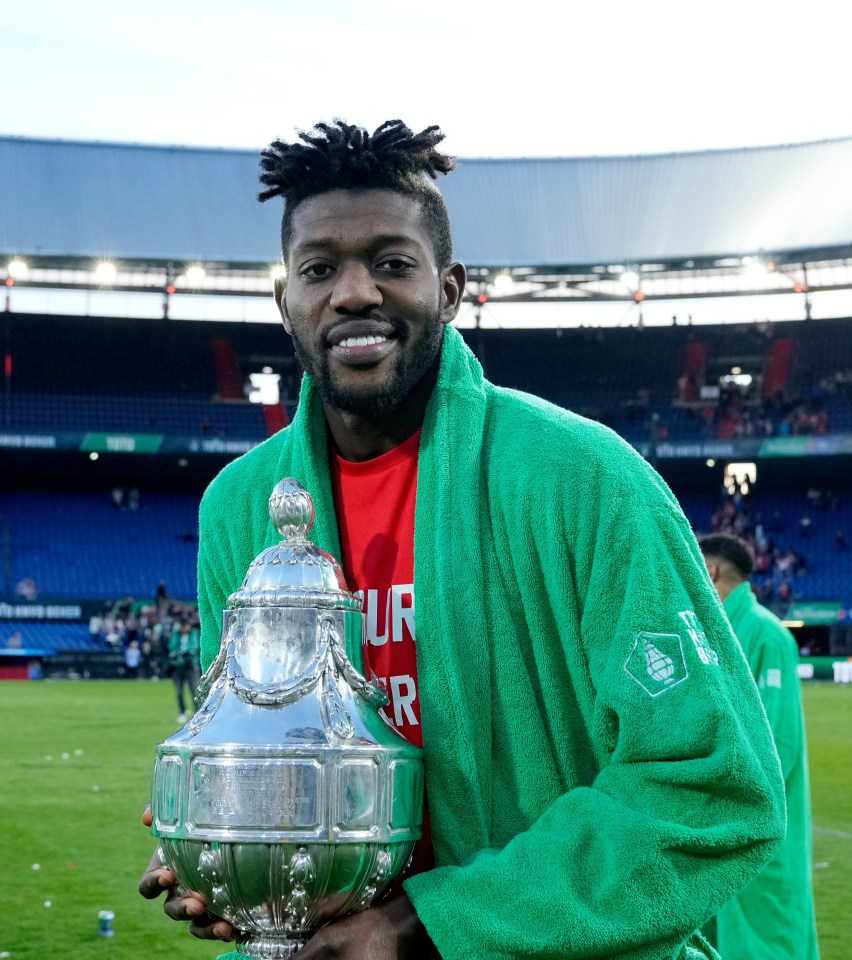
xmin=378 ymin=258 xmax=412 ymax=272
xmin=302 ymin=264 xmax=332 ymax=279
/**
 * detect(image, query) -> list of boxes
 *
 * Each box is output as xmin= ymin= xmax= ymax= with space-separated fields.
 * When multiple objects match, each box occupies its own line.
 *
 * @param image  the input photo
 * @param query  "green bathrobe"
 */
xmin=197 ymin=326 xmax=784 ymax=960
xmin=705 ymin=582 xmax=819 ymax=960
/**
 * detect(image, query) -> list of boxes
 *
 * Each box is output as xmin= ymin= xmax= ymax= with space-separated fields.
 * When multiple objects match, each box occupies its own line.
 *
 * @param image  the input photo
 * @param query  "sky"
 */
xmin=3 ymin=0 xmax=851 ymax=159
xmin=4 ymin=0 xmax=851 ymax=328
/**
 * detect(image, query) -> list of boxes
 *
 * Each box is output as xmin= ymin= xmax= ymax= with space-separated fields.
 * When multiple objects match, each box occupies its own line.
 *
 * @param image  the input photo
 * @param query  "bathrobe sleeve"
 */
xmin=405 ymin=464 xmax=786 ymax=960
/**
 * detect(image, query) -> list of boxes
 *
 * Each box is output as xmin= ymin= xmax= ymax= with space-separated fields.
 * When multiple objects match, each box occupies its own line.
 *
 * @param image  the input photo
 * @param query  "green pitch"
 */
xmin=1 ymin=679 xmax=214 ymax=959
xmin=1 ymin=679 xmax=850 ymax=959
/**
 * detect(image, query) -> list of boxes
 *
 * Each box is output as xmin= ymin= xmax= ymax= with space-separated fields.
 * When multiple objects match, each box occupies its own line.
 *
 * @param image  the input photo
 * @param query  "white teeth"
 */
xmin=338 ymin=335 xmax=387 ymax=348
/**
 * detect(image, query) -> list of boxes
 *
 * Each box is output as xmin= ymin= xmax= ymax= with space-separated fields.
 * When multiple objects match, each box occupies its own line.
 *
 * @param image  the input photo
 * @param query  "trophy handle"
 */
xmin=322 ymin=616 xmax=389 ymax=708
xmin=194 ymin=637 xmax=229 ymax=707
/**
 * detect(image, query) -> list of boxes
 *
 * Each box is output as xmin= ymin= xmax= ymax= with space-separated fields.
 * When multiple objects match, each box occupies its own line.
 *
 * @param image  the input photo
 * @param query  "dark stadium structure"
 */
xmin=1 ymin=134 xmax=851 ymax=678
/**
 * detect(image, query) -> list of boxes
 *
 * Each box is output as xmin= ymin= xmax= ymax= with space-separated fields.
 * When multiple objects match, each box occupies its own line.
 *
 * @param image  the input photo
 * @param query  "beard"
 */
xmin=291 ymin=311 xmax=445 ymax=419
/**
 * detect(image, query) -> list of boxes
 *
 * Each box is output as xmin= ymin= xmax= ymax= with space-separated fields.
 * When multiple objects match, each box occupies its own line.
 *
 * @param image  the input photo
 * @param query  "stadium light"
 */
xmin=7 ymin=259 xmax=28 ymax=279
xmin=184 ymin=264 xmax=206 ymax=287
xmin=270 ymin=263 xmax=287 ymax=280
xmin=94 ymin=261 xmax=117 ymax=284
xmin=620 ymin=270 xmax=640 ymax=292
xmin=742 ymin=258 xmax=769 ymax=282
xmin=492 ymin=272 xmax=515 ymax=294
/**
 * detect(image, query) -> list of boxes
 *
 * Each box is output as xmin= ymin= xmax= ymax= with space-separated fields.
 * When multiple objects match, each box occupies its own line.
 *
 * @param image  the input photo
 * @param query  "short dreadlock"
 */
xmin=258 ymin=119 xmax=456 ymax=268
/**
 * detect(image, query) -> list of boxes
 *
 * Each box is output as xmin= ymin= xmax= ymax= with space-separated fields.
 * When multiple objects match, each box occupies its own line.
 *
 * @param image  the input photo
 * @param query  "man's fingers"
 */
xmin=142 ymin=800 xmax=153 ymax=828
xmin=188 ymin=915 xmax=238 ymax=941
xmin=137 ymin=866 xmax=175 ymax=899
xmin=162 ymin=888 xmax=209 ymax=922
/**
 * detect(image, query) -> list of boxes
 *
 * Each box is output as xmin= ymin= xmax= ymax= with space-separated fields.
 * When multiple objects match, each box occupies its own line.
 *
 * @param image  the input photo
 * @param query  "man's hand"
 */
xmin=296 ymin=894 xmax=439 ymax=959
xmin=138 ymin=803 xmax=236 ymax=943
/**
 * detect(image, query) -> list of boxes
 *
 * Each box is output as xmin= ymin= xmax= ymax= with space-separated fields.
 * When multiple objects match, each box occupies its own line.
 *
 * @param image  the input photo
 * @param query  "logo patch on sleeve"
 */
xmin=679 ymin=610 xmax=719 ymax=666
xmin=625 ymin=632 xmax=688 ymax=697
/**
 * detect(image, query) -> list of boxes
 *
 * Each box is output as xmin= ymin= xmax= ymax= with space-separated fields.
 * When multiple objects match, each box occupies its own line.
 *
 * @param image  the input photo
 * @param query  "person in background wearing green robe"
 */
xmin=700 ymin=532 xmax=819 ymax=960
xmin=167 ymin=618 xmax=201 ymax=724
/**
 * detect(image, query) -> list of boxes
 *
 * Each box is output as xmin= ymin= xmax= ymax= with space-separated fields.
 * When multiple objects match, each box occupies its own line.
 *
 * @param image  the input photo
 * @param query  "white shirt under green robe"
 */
xmin=705 ymin=581 xmax=820 ymax=960
xmin=196 ymin=325 xmax=785 ymax=960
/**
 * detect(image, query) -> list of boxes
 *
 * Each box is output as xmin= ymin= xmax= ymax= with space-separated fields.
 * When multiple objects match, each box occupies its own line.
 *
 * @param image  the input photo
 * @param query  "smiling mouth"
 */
xmin=337 ymin=334 xmax=389 ymax=348
xmin=325 ymin=320 xmax=400 ymax=366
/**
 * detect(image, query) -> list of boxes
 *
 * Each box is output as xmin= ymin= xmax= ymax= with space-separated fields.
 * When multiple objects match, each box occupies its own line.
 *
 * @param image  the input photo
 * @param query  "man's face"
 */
xmin=277 ymin=188 xmax=463 ymax=418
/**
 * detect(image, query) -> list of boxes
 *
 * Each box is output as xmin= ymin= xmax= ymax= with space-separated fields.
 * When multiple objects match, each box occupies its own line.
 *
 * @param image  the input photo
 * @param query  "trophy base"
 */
xmin=237 ymin=937 xmax=306 ymax=958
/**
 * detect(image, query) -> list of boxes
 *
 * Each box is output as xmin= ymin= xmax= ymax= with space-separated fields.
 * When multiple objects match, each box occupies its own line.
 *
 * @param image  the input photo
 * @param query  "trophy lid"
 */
xmin=227 ymin=479 xmax=361 ymax=611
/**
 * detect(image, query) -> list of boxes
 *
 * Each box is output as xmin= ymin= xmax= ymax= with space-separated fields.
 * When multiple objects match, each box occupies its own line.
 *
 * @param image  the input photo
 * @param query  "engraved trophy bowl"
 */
xmin=150 ymin=479 xmax=424 ymax=958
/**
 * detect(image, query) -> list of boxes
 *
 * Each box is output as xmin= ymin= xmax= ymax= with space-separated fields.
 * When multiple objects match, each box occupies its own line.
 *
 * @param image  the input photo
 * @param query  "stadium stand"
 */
xmin=0 ymin=621 xmax=92 ymax=650
xmin=1 ymin=311 xmax=850 ymax=666
xmin=2 ymin=490 xmax=200 ymax=600
xmin=3 ymin=134 xmax=850 ymax=673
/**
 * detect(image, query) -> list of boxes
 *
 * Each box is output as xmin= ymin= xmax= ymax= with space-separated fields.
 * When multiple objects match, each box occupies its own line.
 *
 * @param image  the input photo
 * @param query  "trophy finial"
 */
xmin=269 ymin=478 xmax=315 ymax=541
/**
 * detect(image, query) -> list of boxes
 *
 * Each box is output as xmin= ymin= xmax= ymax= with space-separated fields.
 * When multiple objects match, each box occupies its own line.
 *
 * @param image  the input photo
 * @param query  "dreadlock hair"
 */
xmin=258 ymin=119 xmax=456 ymax=268
xmin=698 ymin=533 xmax=755 ymax=581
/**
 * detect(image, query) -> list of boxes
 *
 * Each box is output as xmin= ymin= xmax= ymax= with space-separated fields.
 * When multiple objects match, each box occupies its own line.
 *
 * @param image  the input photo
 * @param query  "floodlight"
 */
xmin=270 ymin=263 xmax=287 ymax=280
xmin=185 ymin=265 xmax=206 ymax=286
xmin=743 ymin=259 xmax=768 ymax=281
xmin=94 ymin=261 xmax=117 ymax=284
xmin=620 ymin=270 xmax=640 ymax=291
xmin=7 ymin=259 xmax=28 ymax=279
xmin=493 ymin=272 xmax=514 ymax=293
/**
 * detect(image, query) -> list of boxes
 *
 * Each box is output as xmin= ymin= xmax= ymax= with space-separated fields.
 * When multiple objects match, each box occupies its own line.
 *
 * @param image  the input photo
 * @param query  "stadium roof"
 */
xmin=2 ymin=134 xmax=852 ymax=303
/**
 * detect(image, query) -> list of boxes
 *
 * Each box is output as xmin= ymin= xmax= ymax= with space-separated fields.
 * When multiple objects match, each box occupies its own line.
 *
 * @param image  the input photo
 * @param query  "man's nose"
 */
xmin=329 ymin=262 xmax=383 ymax=313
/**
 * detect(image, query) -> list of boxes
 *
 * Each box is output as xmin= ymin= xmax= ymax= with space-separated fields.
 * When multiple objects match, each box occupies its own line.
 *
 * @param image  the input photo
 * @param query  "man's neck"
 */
xmin=323 ymin=359 xmax=438 ymax=462
xmin=718 ymin=578 xmax=745 ymax=604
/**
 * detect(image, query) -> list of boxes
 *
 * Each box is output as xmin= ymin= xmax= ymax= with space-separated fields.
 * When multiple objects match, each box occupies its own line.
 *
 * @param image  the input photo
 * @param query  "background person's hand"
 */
xmin=138 ymin=803 xmax=237 ymax=942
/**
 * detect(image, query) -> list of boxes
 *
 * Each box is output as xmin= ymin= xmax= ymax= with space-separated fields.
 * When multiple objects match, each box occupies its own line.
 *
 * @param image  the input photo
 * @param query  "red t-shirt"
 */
xmin=329 ymin=428 xmax=433 ymax=876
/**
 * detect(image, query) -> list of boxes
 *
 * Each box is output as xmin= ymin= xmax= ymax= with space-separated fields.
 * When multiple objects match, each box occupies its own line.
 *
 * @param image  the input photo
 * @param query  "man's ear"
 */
xmin=273 ymin=276 xmax=292 ymax=335
xmin=439 ymin=262 xmax=467 ymax=325
xmin=704 ymin=559 xmax=721 ymax=585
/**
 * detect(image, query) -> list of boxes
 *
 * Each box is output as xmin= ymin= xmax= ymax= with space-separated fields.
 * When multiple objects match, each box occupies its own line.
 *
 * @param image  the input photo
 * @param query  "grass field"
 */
xmin=1 ymin=679 xmax=850 ymax=959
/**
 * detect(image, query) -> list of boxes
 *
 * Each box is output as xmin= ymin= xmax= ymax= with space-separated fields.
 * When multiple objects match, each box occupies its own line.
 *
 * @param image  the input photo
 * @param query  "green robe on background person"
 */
xmin=167 ymin=623 xmax=201 ymax=667
xmin=196 ymin=326 xmax=785 ymax=960
xmin=705 ymin=581 xmax=820 ymax=960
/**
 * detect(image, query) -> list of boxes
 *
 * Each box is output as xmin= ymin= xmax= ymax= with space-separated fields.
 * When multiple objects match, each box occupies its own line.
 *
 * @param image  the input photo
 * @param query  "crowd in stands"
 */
xmin=577 ymin=367 xmax=850 ymax=446
xmin=677 ymin=388 xmax=832 ymax=443
xmin=87 ymin=587 xmax=200 ymax=680
xmin=703 ymin=486 xmax=845 ymax=617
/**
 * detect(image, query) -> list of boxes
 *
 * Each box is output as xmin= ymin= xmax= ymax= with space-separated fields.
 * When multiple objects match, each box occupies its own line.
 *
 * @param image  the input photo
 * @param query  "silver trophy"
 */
xmin=149 ymin=479 xmax=424 ymax=958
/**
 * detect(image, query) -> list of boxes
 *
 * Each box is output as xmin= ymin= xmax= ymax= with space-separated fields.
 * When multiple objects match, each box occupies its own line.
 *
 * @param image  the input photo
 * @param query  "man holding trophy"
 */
xmin=141 ymin=119 xmax=786 ymax=959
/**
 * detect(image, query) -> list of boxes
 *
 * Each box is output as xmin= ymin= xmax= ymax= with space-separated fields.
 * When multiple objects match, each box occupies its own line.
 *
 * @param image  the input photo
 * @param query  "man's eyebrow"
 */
xmin=292 ymin=233 xmax=424 ymax=254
